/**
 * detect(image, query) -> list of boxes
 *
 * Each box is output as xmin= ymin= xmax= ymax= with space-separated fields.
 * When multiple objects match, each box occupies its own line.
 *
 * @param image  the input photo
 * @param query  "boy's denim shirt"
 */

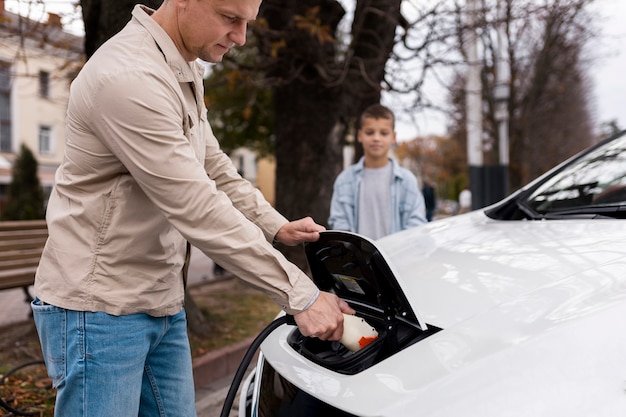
xmin=328 ymin=157 xmax=427 ymax=236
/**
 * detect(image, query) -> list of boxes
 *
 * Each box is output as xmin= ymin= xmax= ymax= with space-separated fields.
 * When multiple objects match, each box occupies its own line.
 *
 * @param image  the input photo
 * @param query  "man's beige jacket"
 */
xmin=34 ymin=5 xmax=317 ymax=316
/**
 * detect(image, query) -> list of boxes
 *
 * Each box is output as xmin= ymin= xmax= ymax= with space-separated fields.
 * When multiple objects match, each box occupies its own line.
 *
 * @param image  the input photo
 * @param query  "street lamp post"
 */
xmin=493 ymin=1 xmax=510 ymax=200
xmin=465 ymin=0 xmax=484 ymax=210
xmin=465 ymin=0 xmax=510 ymax=209
xmin=493 ymin=82 xmax=509 ymax=199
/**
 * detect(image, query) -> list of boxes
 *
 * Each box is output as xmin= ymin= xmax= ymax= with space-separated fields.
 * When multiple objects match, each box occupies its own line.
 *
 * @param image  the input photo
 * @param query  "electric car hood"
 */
xmin=256 ymin=212 xmax=626 ymax=416
xmin=375 ymin=210 xmax=626 ymax=330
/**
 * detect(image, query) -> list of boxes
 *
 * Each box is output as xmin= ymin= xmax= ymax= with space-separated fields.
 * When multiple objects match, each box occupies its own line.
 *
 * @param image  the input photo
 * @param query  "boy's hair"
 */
xmin=359 ymin=104 xmax=395 ymax=129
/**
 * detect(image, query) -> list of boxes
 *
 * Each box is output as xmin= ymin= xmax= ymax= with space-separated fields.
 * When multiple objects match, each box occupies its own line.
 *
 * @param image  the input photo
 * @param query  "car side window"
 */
xmin=525 ymin=135 xmax=626 ymax=213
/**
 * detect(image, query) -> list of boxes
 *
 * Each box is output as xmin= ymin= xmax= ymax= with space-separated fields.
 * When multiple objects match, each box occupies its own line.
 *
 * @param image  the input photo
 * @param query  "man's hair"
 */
xmin=359 ymin=104 xmax=395 ymax=129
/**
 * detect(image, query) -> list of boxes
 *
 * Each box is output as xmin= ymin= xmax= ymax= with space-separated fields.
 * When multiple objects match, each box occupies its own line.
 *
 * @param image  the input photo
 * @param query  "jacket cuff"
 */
xmin=257 ymin=210 xmax=289 ymax=243
xmin=279 ymin=269 xmax=320 ymax=315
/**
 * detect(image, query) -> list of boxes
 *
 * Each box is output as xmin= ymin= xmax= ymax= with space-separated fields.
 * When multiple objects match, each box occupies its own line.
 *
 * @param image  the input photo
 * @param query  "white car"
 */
xmin=238 ymin=131 xmax=626 ymax=417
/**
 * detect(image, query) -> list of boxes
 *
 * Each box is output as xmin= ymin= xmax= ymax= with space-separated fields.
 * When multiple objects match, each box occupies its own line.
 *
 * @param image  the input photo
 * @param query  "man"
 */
xmin=328 ymin=104 xmax=426 ymax=239
xmin=32 ymin=1 xmax=352 ymax=416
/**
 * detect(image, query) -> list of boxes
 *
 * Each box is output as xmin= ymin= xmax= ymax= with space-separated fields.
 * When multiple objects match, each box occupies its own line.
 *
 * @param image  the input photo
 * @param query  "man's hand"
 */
xmin=275 ymin=216 xmax=326 ymax=246
xmin=294 ymin=292 xmax=355 ymax=341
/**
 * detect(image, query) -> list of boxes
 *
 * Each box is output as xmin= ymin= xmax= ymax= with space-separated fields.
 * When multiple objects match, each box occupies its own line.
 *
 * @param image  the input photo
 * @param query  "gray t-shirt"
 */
xmin=358 ymin=163 xmax=392 ymax=240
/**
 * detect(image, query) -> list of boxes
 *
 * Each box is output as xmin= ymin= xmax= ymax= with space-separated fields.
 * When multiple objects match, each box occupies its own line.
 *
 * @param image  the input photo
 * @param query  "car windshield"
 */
xmin=524 ymin=133 xmax=626 ymax=216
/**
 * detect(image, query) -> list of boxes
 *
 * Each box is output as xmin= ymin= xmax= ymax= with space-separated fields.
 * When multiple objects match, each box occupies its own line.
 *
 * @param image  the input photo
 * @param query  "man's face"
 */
xmin=358 ymin=117 xmax=397 ymax=160
xmin=177 ymin=0 xmax=261 ymax=62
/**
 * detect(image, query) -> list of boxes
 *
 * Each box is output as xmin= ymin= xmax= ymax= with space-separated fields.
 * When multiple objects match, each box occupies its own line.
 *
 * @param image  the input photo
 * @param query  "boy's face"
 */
xmin=357 ymin=117 xmax=397 ymax=160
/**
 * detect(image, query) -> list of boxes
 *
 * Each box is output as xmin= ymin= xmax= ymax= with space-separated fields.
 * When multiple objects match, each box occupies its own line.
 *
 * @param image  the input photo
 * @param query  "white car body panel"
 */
xmin=244 ymin=132 xmax=626 ymax=417
xmin=379 ymin=211 xmax=626 ymax=330
xmin=258 ymin=211 xmax=626 ymax=416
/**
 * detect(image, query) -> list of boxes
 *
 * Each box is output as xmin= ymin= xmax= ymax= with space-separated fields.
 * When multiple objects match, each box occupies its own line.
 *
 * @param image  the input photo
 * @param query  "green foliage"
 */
xmin=2 ymin=144 xmax=45 ymax=220
xmin=203 ymin=47 xmax=275 ymax=157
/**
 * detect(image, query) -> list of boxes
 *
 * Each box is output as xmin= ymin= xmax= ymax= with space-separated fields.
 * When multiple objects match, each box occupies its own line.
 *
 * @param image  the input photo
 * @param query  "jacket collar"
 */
xmin=355 ymin=157 xmax=403 ymax=179
xmin=132 ymin=5 xmax=204 ymax=83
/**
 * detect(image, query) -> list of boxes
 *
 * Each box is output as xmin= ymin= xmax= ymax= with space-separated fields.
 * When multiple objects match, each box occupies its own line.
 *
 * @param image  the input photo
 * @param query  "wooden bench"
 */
xmin=0 ymin=220 xmax=48 ymax=302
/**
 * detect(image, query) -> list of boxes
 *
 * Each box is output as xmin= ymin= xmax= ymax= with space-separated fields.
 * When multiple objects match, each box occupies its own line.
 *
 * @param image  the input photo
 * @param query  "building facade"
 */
xmin=0 ymin=2 xmax=277 ymax=216
xmin=0 ymin=1 xmax=83 ymax=213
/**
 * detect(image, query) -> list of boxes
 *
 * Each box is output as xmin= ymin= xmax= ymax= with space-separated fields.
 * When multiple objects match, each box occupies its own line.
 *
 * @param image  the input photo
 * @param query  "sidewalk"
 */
xmin=195 ymin=375 xmax=238 ymax=417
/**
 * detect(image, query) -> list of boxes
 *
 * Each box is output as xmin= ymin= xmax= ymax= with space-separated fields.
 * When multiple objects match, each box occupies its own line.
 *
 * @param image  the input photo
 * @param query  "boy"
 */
xmin=328 ymin=104 xmax=426 ymax=239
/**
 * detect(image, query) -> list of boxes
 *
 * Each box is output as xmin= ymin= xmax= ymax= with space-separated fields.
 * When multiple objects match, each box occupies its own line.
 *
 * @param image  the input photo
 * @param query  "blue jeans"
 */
xmin=31 ymin=298 xmax=197 ymax=417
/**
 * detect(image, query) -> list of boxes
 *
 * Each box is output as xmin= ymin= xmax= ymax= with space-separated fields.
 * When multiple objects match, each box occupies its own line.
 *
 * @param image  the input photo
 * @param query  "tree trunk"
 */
xmin=273 ymin=81 xmax=346 ymax=269
xmin=80 ymin=0 xmax=162 ymax=58
xmin=261 ymin=0 xmax=402 ymax=269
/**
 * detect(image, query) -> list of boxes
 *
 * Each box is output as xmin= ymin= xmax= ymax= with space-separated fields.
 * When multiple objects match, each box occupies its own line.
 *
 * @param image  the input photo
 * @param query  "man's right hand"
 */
xmin=293 ymin=291 xmax=355 ymax=341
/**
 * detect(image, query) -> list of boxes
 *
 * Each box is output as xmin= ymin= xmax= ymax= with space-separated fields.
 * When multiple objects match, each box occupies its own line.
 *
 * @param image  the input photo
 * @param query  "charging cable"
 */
xmin=219 ymin=314 xmax=296 ymax=417
xmin=0 ymin=359 xmax=47 ymax=416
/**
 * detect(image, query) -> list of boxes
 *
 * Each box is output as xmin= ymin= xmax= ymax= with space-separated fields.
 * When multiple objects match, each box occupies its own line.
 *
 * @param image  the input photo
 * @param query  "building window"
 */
xmin=39 ymin=125 xmax=52 ymax=154
xmin=0 ymin=62 xmax=11 ymax=152
xmin=39 ymin=70 xmax=50 ymax=98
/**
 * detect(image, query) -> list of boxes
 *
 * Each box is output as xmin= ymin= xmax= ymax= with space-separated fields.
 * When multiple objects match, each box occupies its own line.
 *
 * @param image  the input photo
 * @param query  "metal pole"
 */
xmin=494 ymin=0 xmax=509 ymax=197
xmin=465 ymin=0 xmax=484 ymax=209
